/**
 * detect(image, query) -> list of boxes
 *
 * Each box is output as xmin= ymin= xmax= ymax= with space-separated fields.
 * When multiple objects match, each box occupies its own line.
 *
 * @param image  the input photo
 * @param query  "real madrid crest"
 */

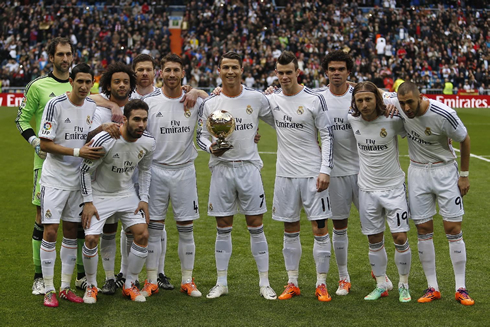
xmin=297 ymin=106 xmax=304 ymax=115
xmin=246 ymin=105 xmax=253 ymax=115
xmin=86 ymin=115 xmax=92 ymax=125
xmin=209 ymin=203 xmax=213 ymax=211
xmin=45 ymin=209 xmax=52 ymax=218
xmin=380 ymin=128 xmax=387 ymax=138
xmin=424 ymin=127 xmax=431 ymax=136
xmin=184 ymin=110 xmax=191 ymax=118
xmin=272 ymin=206 xmax=276 ymax=214
xmin=138 ymin=150 xmax=144 ymax=159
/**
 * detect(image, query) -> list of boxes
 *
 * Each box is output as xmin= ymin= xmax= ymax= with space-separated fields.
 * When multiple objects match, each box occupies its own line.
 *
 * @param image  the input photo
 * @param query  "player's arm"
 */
xmin=196 ymin=102 xmax=214 ymax=153
xmin=458 ymin=134 xmax=470 ymax=196
xmin=258 ymin=93 xmax=275 ymax=128
xmin=40 ymin=138 xmax=104 ymax=160
xmin=315 ymin=96 xmax=333 ymax=192
xmin=181 ymin=88 xmax=208 ymax=109
xmin=136 ymin=140 xmax=155 ymax=223
xmin=15 ymin=83 xmax=47 ymax=158
xmin=88 ymin=94 xmax=124 ymax=123
xmin=87 ymin=122 xmax=120 ymax=142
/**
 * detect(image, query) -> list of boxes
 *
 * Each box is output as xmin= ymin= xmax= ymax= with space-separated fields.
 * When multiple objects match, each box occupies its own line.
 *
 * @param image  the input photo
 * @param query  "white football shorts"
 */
xmin=40 ymin=186 xmax=82 ymax=224
xmin=208 ymin=161 xmax=267 ymax=216
xmin=272 ymin=176 xmax=332 ymax=222
xmin=408 ymin=161 xmax=464 ymax=223
xmin=359 ymin=184 xmax=410 ymax=235
xmin=84 ymin=194 xmax=146 ymax=236
xmin=329 ymin=174 xmax=359 ymax=220
xmin=148 ymin=162 xmax=199 ymax=222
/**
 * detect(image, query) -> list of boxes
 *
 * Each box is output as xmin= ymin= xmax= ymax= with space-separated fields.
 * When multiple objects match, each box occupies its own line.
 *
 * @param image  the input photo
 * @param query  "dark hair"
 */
xmin=160 ymin=53 xmax=184 ymax=69
xmin=100 ymin=62 xmax=136 ymax=97
xmin=321 ymin=50 xmax=354 ymax=72
xmin=47 ymin=37 xmax=75 ymax=58
xmin=397 ymin=81 xmax=420 ymax=97
xmin=277 ymin=51 xmax=298 ymax=70
xmin=351 ymin=81 xmax=386 ymax=117
xmin=132 ymin=54 xmax=155 ymax=70
xmin=70 ymin=63 xmax=94 ymax=80
xmin=218 ymin=51 xmax=242 ymax=68
xmin=124 ymin=99 xmax=149 ymax=118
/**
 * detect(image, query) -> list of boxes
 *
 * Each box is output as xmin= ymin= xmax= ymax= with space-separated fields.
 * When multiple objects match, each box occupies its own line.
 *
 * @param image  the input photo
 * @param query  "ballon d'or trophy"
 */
xmin=207 ymin=110 xmax=235 ymax=152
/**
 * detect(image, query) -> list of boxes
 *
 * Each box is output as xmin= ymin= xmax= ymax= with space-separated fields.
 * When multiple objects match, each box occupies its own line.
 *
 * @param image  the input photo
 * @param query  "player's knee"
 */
xmin=85 ymin=235 xmax=98 ymax=249
xmin=43 ymin=225 xmax=58 ymax=241
xmin=392 ymin=232 xmax=407 ymax=245
xmin=415 ymin=220 xmax=433 ymax=235
xmin=133 ymin=227 xmax=149 ymax=246
xmin=332 ymin=218 xmax=348 ymax=230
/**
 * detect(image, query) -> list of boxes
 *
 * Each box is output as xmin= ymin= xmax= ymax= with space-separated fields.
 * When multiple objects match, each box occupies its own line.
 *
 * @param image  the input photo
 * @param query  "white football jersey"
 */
xmin=316 ymin=85 xmax=359 ymax=177
xmin=348 ymin=113 xmax=406 ymax=191
xmin=39 ymin=94 xmax=96 ymax=190
xmin=196 ymin=86 xmax=274 ymax=168
xmin=267 ymin=86 xmax=333 ymax=178
xmin=130 ymin=86 xmax=157 ymax=100
xmin=384 ymin=93 xmax=468 ymax=164
xmin=143 ymin=88 xmax=201 ymax=165
xmin=80 ymin=131 xmax=155 ymax=202
xmin=91 ymin=105 xmax=123 ymax=130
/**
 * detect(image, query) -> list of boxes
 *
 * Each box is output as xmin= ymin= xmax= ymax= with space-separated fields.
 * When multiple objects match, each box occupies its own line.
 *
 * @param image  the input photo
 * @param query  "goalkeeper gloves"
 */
xmin=31 ymin=137 xmax=47 ymax=160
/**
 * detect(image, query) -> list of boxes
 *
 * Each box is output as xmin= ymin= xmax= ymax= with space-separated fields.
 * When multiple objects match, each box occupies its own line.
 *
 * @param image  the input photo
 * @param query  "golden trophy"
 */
xmin=207 ymin=110 xmax=235 ymax=152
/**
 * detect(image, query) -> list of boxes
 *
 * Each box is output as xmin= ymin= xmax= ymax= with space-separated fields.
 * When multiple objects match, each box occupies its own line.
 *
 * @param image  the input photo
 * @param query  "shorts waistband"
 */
xmin=217 ymin=160 xmax=249 ymax=167
xmin=152 ymin=160 xmax=194 ymax=170
xmin=409 ymin=160 xmax=454 ymax=169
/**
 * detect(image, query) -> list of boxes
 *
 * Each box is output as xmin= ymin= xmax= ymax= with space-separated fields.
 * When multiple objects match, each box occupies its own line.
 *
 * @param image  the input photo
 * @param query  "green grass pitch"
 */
xmin=1 ymin=106 xmax=489 ymax=326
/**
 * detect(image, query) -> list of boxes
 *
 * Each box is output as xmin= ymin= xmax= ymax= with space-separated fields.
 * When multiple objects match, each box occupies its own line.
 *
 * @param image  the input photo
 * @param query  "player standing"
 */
xmin=197 ymin=51 xmax=277 ymax=300
xmin=390 ymin=82 xmax=474 ymax=306
xmin=348 ymin=81 xmax=412 ymax=303
xmin=268 ymin=51 xmax=334 ymax=302
xmin=80 ymin=99 xmax=155 ymax=303
xmin=37 ymin=63 xmax=104 ymax=307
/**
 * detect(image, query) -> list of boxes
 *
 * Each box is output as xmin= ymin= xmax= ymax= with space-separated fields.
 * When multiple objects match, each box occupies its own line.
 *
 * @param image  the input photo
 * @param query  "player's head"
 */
xmin=397 ymin=81 xmax=423 ymax=119
xmin=218 ymin=51 xmax=243 ymax=88
xmin=100 ymin=62 xmax=136 ymax=100
xmin=123 ymin=99 xmax=148 ymax=140
xmin=160 ymin=53 xmax=184 ymax=90
xmin=351 ymin=81 xmax=385 ymax=119
xmin=69 ymin=63 xmax=94 ymax=99
xmin=321 ymin=50 xmax=353 ymax=88
xmin=133 ymin=54 xmax=156 ymax=89
xmin=275 ymin=51 xmax=300 ymax=92
xmin=47 ymin=37 xmax=74 ymax=75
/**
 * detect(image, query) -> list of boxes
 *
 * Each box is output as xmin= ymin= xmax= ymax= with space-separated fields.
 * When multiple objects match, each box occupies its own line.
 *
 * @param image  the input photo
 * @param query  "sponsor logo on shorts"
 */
xmin=138 ymin=150 xmax=144 ymax=159
xmin=424 ymin=127 xmax=432 ymax=136
xmin=246 ymin=105 xmax=253 ymax=115
xmin=45 ymin=209 xmax=52 ymax=218
xmin=297 ymin=106 xmax=304 ymax=115
xmin=184 ymin=110 xmax=191 ymax=118
xmin=209 ymin=203 xmax=213 ymax=211
xmin=380 ymin=128 xmax=387 ymax=138
xmin=43 ymin=122 xmax=52 ymax=130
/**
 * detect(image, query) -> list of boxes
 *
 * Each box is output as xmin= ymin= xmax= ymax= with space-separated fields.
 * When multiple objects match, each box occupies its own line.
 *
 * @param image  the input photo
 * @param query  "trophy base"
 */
xmin=211 ymin=143 xmax=233 ymax=152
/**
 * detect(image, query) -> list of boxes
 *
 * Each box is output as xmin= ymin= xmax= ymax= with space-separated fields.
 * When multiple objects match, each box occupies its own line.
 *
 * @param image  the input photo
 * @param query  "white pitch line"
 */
xmin=453 ymin=148 xmax=490 ymax=163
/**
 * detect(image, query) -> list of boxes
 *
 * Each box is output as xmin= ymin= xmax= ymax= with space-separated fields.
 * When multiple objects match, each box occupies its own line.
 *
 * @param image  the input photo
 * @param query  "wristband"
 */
xmin=460 ymin=171 xmax=469 ymax=177
xmin=73 ymin=148 xmax=80 ymax=157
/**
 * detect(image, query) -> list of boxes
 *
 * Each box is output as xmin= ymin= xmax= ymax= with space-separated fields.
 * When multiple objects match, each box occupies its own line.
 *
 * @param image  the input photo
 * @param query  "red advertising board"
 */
xmin=424 ymin=94 xmax=490 ymax=108
xmin=0 ymin=93 xmax=24 ymax=107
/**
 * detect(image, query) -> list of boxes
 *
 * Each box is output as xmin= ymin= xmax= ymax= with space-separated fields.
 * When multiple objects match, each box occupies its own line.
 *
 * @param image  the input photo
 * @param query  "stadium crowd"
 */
xmin=0 ymin=0 xmax=489 ymax=93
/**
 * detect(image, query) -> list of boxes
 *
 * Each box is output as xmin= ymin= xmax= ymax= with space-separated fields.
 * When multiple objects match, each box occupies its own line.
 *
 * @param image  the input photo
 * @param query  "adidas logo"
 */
xmin=156 ymin=112 xmax=163 ymax=117
xmin=113 ymin=153 xmax=120 ymax=158
xmin=64 ymin=118 xmax=71 ymax=123
xmin=355 ymin=130 xmax=361 ymax=135
xmin=49 ymin=92 xmax=56 ymax=97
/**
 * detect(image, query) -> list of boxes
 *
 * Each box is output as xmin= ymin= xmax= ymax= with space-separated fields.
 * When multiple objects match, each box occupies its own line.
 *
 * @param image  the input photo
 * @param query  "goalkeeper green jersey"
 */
xmin=15 ymin=72 xmax=71 ymax=170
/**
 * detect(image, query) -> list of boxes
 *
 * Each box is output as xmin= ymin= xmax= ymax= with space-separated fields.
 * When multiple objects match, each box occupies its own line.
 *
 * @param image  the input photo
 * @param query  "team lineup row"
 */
xmin=15 ymin=37 xmax=474 ymax=307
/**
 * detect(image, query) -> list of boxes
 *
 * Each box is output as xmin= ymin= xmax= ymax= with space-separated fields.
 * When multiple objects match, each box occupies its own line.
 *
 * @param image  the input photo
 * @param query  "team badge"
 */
xmin=246 ymin=105 xmax=253 ymax=115
xmin=36 ymin=192 xmax=41 ymax=200
xmin=209 ymin=203 xmax=213 ymax=211
xmin=272 ymin=206 xmax=276 ymax=214
xmin=198 ymin=118 xmax=203 ymax=127
xmin=45 ymin=209 xmax=52 ymax=218
xmin=297 ymin=106 xmax=304 ymax=115
xmin=184 ymin=110 xmax=191 ymax=118
xmin=424 ymin=127 xmax=431 ymax=136
xmin=380 ymin=128 xmax=387 ymax=138
xmin=86 ymin=115 xmax=92 ymax=125
xmin=138 ymin=150 xmax=144 ymax=159
xmin=20 ymin=97 xmax=27 ymax=110
xmin=43 ymin=122 xmax=52 ymax=130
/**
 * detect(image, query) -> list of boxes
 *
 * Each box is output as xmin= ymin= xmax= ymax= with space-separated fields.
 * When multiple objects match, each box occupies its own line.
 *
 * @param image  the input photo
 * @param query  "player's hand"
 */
xmin=458 ymin=176 xmax=470 ymax=196
xmin=82 ymin=202 xmax=99 ymax=229
xmin=316 ymin=173 xmax=330 ymax=192
xmin=210 ymin=143 xmax=230 ymax=157
xmin=31 ymin=137 xmax=47 ymax=159
xmin=264 ymin=85 xmax=277 ymax=95
xmin=135 ymin=201 xmax=150 ymax=224
xmin=385 ymin=104 xmax=398 ymax=118
xmin=181 ymin=88 xmax=199 ymax=109
xmin=79 ymin=139 xmax=105 ymax=160
xmin=109 ymin=102 xmax=124 ymax=123
xmin=211 ymin=86 xmax=222 ymax=96
xmin=182 ymin=85 xmax=193 ymax=93
xmin=254 ymin=128 xmax=261 ymax=144
xmin=102 ymin=122 xmax=121 ymax=139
